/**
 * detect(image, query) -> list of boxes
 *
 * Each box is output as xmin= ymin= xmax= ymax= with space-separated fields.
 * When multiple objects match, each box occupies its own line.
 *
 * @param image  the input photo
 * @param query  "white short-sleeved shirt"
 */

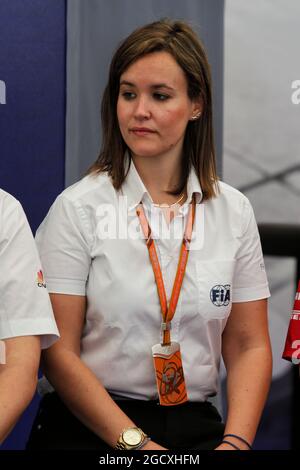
xmin=0 ymin=190 xmax=59 ymax=348
xmin=36 ymin=158 xmax=270 ymax=401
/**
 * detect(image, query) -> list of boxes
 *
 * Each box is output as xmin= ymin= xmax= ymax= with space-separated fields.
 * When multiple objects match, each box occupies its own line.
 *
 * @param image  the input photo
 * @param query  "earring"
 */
xmin=191 ymin=112 xmax=202 ymax=121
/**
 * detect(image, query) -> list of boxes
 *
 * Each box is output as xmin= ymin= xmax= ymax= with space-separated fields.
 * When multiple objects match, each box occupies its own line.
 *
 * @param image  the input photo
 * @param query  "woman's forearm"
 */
xmin=222 ymin=345 xmax=272 ymax=449
xmin=43 ymin=348 xmax=165 ymax=449
xmin=0 ymin=366 xmax=37 ymax=444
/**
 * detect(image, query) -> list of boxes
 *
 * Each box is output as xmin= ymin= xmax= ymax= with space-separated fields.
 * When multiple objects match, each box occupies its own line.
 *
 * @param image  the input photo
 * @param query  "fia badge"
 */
xmin=152 ymin=342 xmax=188 ymax=406
xmin=0 ymin=340 xmax=6 ymax=364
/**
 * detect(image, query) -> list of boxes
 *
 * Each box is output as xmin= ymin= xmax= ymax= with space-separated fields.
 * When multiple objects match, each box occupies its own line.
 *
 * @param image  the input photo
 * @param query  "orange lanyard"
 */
xmin=136 ymin=195 xmax=196 ymax=345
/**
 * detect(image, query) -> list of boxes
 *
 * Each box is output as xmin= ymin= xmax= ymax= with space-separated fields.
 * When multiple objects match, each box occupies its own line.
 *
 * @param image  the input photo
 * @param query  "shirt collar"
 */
xmin=121 ymin=153 xmax=149 ymax=211
xmin=121 ymin=152 xmax=203 ymax=212
xmin=185 ymin=165 xmax=203 ymax=205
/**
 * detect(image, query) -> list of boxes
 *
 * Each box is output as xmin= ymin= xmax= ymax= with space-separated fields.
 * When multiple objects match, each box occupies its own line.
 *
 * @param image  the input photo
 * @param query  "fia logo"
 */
xmin=210 ymin=284 xmax=231 ymax=306
xmin=0 ymin=80 xmax=6 ymax=104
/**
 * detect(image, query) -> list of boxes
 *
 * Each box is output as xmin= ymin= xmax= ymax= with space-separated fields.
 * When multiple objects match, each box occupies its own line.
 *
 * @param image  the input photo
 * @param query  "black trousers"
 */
xmin=26 ymin=392 xmax=225 ymax=450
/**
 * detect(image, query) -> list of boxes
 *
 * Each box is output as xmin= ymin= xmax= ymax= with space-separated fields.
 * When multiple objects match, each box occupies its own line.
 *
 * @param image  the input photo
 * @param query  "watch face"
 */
xmin=123 ymin=428 xmax=142 ymax=446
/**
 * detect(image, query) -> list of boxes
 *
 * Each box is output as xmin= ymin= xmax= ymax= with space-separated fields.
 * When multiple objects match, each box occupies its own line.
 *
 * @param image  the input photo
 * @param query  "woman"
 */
xmin=27 ymin=19 xmax=272 ymax=451
xmin=0 ymin=189 xmax=59 ymax=444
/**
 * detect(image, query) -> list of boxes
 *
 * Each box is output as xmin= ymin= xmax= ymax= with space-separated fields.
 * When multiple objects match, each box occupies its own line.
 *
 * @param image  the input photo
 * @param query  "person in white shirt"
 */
xmin=27 ymin=19 xmax=272 ymax=451
xmin=0 ymin=189 xmax=59 ymax=444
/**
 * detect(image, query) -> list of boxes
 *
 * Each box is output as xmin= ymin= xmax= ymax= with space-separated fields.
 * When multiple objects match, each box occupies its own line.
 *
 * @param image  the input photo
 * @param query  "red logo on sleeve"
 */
xmin=37 ymin=270 xmax=47 ymax=288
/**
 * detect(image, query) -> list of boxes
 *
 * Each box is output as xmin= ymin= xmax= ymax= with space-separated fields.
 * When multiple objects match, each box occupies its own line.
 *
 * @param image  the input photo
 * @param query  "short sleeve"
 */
xmin=232 ymin=198 xmax=270 ymax=302
xmin=0 ymin=196 xmax=59 ymax=348
xmin=35 ymin=195 xmax=91 ymax=295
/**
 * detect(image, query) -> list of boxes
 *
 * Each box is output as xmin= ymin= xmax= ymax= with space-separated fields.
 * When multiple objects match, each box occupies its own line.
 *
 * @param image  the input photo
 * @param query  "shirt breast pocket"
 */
xmin=196 ymin=259 xmax=236 ymax=320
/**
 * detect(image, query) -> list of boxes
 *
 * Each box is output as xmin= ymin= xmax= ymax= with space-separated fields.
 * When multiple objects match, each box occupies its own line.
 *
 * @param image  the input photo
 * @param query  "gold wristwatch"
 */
xmin=115 ymin=427 xmax=149 ymax=450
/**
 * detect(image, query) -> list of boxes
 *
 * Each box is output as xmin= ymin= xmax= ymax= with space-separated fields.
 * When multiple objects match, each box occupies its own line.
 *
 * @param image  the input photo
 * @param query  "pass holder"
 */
xmin=152 ymin=326 xmax=188 ymax=406
xmin=137 ymin=196 xmax=196 ymax=407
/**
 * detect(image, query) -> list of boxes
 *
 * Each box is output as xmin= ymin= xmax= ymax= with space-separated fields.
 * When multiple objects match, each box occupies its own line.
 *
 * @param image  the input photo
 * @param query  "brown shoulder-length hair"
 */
xmin=88 ymin=18 xmax=219 ymax=200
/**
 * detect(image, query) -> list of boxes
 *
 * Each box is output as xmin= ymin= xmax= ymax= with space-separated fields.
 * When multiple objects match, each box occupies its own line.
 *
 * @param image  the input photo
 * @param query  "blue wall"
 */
xmin=0 ymin=0 xmax=66 ymax=448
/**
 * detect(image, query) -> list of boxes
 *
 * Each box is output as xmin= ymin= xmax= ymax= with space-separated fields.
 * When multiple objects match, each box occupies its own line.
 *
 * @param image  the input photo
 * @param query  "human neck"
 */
xmin=131 ymin=150 xmax=183 ymax=203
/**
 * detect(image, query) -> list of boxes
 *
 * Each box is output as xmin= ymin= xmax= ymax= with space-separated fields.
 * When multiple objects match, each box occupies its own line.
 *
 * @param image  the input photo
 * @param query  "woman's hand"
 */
xmin=215 ymin=441 xmax=251 ymax=450
xmin=0 ymin=336 xmax=40 ymax=443
xmin=221 ymin=299 xmax=272 ymax=449
xmin=215 ymin=443 xmax=235 ymax=450
xmin=139 ymin=440 xmax=167 ymax=451
xmin=43 ymin=293 xmax=167 ymax=450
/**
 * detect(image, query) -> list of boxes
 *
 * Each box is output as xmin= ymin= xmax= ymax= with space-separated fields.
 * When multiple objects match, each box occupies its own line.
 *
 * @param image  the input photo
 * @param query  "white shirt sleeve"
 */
xmin=0 ymin=194 xmax=59 ymax=348
xmin=35 ymin=195 xmax=91 ymax=296
xmin=232 ymin=197 xmax=270 ymax=302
